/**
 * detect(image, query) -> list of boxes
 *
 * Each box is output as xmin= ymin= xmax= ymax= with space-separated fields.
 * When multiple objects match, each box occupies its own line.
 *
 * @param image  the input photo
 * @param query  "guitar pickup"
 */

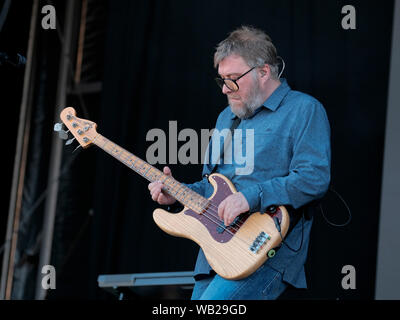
xmin=216 ymin=225 xmax=225 ymax=234
xmin=216 ymin=216 xmax=240 ymax=234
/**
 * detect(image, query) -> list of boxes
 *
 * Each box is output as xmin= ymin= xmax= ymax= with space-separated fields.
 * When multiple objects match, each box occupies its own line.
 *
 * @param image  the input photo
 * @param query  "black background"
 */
xmin=0 ymin=0 xmax=394 ymax=300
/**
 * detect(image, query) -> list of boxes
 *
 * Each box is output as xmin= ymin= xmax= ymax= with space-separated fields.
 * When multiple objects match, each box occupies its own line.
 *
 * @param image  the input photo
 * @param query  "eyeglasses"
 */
xmin=215 ymin=67 xmax=255 ymax=92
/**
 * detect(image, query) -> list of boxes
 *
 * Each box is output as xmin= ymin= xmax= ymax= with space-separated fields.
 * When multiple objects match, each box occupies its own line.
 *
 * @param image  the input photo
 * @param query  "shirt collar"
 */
xmin=262 ymin=78 xmax=291 ymax=112
xmin=229 ymin=78 xmax=291 ymax=119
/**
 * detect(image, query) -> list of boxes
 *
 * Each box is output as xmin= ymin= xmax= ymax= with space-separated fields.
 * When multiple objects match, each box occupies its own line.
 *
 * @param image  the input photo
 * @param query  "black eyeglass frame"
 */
xmin=215 ymin=66 xmax=256 ymax=92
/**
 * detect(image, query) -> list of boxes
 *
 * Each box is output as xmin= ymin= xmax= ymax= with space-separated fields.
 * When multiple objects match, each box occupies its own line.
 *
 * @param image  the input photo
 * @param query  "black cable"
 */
xmin=275 ymin=209 xmax=304 ymax=253
xmin=319 ymin=186 xmax=352 ymax=227
xmin=272 ymin=185 xmax=352 ymax=254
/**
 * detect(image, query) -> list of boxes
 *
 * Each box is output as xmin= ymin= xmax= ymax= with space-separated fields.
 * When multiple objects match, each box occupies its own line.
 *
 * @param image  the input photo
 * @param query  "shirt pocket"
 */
xmin=250 ymin=133 xmax=292 ymax=177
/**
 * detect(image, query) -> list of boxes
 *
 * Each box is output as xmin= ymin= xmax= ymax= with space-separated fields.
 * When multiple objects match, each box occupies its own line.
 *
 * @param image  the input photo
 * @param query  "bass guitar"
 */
xmin=58 ymin=107 xmax=290 ymax=280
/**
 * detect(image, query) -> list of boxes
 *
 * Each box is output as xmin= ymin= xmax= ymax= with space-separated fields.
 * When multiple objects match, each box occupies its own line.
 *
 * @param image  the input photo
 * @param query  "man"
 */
xmin=148 ymin=26 xmax=331 ymax=299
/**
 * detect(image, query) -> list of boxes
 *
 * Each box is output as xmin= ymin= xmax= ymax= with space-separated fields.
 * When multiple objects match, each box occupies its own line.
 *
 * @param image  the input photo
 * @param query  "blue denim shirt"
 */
xmin=185 ymin=79 xmax=331 ymax=288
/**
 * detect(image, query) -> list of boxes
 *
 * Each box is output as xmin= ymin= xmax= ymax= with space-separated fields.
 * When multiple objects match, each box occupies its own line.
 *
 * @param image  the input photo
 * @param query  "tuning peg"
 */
xmin=58 ymin=130 xmax=69 ymax=140
xmin=54 ymin=123 xmax=70 ymax=140
xmin=65 ymin=137 xmax=76 ymax=145
xmin=54 ymin=123 xmax=63 ymax=132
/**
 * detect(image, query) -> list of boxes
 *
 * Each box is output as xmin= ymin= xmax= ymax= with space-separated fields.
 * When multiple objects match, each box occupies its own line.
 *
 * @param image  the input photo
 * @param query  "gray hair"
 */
xmin=214 ymin=26 xmax=280 ymax=79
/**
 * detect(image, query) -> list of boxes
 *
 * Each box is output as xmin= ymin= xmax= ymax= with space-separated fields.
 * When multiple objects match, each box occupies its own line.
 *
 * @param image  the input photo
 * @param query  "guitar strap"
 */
xmin=209 ymin=117 xmax=241 ymax=175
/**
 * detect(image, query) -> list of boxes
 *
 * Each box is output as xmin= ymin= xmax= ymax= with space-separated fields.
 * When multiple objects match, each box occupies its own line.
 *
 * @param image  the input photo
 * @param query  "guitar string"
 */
xmin=122 ymin=149 xmax=247 ymax=235
xmin=68 ymin=116 xmax=277 ymax=251
xmin=69 ymin=116 xmax=246 ymax=233
xmin=99 ymin=135 xmax=246 ymax=233
xmin=158 ymin=181 xmax=250 ymax=240
xmin=115 ymin=149 xmax=249 ymax=242
xmin=112 ymin=152 xmax=260 ymax=248
xmin=162 ymin=185 xmax=244 ymax=234
xmin=114 ymin=147 xmax=250 ymax=241
xmin=155 ymin=175 xmax=245 ymax=234
xmin=63 ymin=116 xmax=269 ymax=258
xmin=80 ymin=128 xmax=251 ymax=242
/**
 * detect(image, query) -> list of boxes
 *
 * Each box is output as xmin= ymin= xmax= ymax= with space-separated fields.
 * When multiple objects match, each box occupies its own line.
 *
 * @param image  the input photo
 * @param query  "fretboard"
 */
xmin=92 ymin=134 xmax=208 ymax=213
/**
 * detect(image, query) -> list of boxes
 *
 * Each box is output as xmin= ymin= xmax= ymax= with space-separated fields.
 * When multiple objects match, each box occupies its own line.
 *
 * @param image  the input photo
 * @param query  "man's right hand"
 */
xmin=148 ymin=166 xmax=176 ymax=205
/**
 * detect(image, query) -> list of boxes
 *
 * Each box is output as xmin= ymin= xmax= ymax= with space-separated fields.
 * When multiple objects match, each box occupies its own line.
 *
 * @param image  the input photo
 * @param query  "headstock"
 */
xmin=57 ymin=107 xmax=98 ymax=149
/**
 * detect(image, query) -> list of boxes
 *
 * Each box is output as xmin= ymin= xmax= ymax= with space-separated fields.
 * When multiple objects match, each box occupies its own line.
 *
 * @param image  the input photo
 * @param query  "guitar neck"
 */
xmin=92 ymin=134 xmax=208 ymax=213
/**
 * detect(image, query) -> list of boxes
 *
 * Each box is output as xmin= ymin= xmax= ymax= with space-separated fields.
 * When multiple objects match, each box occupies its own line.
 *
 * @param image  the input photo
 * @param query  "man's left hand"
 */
xmin=218 ymin=192 xmax=250 ymax=226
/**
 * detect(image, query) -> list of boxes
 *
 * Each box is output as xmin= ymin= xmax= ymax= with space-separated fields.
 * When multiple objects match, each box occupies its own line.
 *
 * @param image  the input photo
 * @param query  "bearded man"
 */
xmin=148 ymin=25 xmax=331 ymax=300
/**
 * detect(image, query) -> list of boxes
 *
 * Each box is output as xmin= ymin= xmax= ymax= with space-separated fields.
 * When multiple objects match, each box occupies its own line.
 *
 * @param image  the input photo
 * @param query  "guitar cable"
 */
xmin=271 ymin=185 xmax=352 ymax=254
xmin=319 ymin=185 xmax=352 ymax=227
xmin=273 ymin=210 xmax=304 ymax=253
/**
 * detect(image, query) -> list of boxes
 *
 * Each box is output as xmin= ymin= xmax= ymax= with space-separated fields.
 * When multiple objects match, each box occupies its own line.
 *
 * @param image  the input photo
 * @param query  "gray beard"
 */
xmin=228 ymin=85 xmax=265 ymax=119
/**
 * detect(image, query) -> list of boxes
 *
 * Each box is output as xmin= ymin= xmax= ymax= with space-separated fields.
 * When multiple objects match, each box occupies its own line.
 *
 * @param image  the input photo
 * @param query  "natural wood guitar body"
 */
xmin=153 ymin=173 xmax=290 ymax=280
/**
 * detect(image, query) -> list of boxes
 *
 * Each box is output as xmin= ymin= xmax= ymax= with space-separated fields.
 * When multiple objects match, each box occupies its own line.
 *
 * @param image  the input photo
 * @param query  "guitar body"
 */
xmin=153 ymin=173 xmax=290 ymax=280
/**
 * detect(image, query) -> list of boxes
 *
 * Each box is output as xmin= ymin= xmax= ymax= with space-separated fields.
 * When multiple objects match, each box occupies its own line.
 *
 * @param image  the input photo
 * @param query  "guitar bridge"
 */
xmin=249 ymin=231 xmax=270 ymax=253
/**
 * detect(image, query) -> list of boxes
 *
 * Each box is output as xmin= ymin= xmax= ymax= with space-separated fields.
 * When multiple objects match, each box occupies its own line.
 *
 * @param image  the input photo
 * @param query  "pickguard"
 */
xmin=183 ymin=176 xmax=249 ymax=243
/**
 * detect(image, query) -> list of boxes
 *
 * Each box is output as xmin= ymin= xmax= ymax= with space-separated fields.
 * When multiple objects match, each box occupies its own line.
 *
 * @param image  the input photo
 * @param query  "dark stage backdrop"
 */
xmin=38 ymin=0 xmax=393 ymax=299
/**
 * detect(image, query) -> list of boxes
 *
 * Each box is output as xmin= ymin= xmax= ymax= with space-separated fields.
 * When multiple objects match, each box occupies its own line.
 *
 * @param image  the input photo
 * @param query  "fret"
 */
xmin=164 ymin=178 xmax=174 ymax=188
xmin=131 ymin=158 xmax=141 ymax=171
xmin=189 ymin=193 xmax=200 ymax=205
xmin=175 ymin=185 xmax=190 ymax=202
xmin=149 ymin=170 xmax=162 ymax=182
xmin=163 ymin=177 xmax=176 ymax=189
xmin=146 ymin=169 xmax=154 ymax=180
xmin=107 ymin=144 xmax=117 ymax=155
xmin=161 ymin=184 xmax=171 ymax=194
xmin=167 ymin=179 xmax=180 ymax=194
xmin=170 ymin=187 xmax=179 ymax=197
xmin=114 ymin=149 xmax=122 ymax=160
xmin=139 ymin=164 xmax=147 ymax=174
xmin=181 ymin=189 xmax=193 ymax=204
xmin=129 ymin=157 xmax=139 ymax=169
xmin=143 ymin=166 xmax=155 ymax=181
xmin=162 ymin=178 xmax=176 ymax=193
xmin=175 ymin=188 xmax=185 ymax=201
xmin=149 ymin=170 xmax=157 ymax=180
xmin=128 ymin=158 xmax=136 ymax=168
xmin=121 ymin=153 xmax=130 ymax=165
xmin=144 ymin=165 xmax=151 ymax=173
